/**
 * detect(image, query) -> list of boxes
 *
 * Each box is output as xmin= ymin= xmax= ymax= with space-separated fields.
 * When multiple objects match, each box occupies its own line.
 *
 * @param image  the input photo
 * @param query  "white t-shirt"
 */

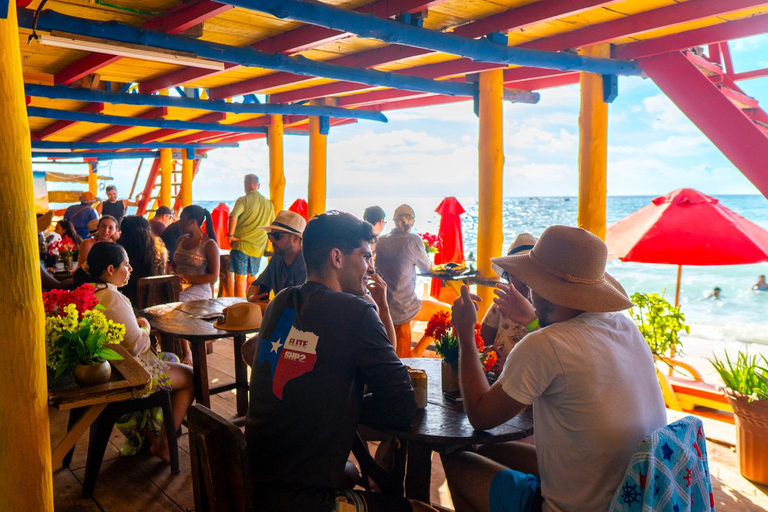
xmin=498 ymin=311 xmax=666 ymax=512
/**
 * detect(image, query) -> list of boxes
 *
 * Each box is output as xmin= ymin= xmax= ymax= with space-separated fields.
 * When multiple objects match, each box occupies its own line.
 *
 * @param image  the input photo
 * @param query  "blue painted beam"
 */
xmin=239 ymin=0 xmax=642 ymax=76
xmin=31 ymin=141 xmax=239 ymax=150
xmin=25 ymin=84 xmax=388 ymax=122
xmin=19 ymin=9 xmax=477 ymax=98
xmin=32 ymin=151 xmax=160 ymax=160
xmin=27 ymin=106 xmax=268 ymax=134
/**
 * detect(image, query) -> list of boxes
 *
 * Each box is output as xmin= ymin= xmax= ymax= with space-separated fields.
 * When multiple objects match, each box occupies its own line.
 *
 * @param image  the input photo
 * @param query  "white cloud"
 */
xmin=385 ymin=101 xmax=475 ymax=123
xmin=645 ymin=134 xmax=711 ymax=157
xmin=642 ymin=94 xmax=697 ymax=134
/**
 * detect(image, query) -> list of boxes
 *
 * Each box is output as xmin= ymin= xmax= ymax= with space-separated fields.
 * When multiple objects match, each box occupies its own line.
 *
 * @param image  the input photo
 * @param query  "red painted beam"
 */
xmin=523 ymin=0 xmax=768 ymax=52
xmin=733 ymin=67 xmax=768 ymax=82
xmin=78 ymin=107 xmax=168 ymax=142
xmin=453 ymin=0 xmax=620 ymax=38
xmin=641 ymin=51 xmax=768 ymax=198
xmin=139 ymin=0 xmax=442 ymax=95
xmin=338 ymin=89 xmax=432 ymax=108
xmin=55 ymin=0 xmax=232 ymax=85
xmin=32 ymin=102 xmax=104 ymax=140
xmin=162 ymin=115 xmax=276 ymax=144
xmin=616 ymin=12 xmax=768 ymax=60
xmin=506 ymin=73 xmax=580 ymax=91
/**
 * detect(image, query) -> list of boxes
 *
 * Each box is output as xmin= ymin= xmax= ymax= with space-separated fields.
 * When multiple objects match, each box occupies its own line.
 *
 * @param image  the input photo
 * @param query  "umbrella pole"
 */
xmin=669 ymin=265 xmax=682 ymax=373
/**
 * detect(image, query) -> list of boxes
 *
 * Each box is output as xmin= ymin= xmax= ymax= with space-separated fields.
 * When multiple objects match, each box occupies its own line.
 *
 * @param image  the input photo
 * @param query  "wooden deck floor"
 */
xmin=51 ymin=339 xmax=768 ymax=512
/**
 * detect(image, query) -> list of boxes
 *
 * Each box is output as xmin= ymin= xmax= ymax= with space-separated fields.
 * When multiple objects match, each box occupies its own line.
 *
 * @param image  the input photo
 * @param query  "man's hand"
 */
xmin=248 ymin=291 xmax=269 ymax=302
xmin=228 ymin=235 xmax=241 ymax=243
xmin=493 ymin=283 xmax=536 ymax=326
xmin=137 ymin=317 xmax=150 ymax=329
xmin=366 ymin=272 xmax=388 ymax=312
xmin=452 ymin=285 xmax=480 ymax=340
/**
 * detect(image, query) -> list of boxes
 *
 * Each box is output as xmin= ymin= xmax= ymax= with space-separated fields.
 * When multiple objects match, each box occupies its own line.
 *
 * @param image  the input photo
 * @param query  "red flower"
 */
xmin=43 ymin=284 xmax=99 ymax=316
xmin=425 ymin=310 xmax=452 ymax=339
xmin=474 ymin=325 xmax=485 ymax=351
xmin=483 ymin=350 xmax=498 ymax=372
xmin=420 ymin=232 xmax=443 ymax=251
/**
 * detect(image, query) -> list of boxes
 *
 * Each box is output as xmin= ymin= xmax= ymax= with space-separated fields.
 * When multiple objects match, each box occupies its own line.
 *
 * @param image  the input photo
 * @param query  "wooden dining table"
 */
xmin=48 ymin=344 xmax=151 ymax=468
xmin=361 ymin=358 xmax=534 ymax=502
xmin=141 ymin=297 xmax=258 ymax=417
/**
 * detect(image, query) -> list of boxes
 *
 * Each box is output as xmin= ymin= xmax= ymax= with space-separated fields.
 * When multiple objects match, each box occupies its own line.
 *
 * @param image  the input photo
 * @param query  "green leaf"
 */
xmin=95 ymin=347 xmax=123 ymax=361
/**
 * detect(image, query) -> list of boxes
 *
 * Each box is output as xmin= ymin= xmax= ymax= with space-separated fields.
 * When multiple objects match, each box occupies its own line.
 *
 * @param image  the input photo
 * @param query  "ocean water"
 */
xmin=199 ymin=195 xmax=768 ymax=346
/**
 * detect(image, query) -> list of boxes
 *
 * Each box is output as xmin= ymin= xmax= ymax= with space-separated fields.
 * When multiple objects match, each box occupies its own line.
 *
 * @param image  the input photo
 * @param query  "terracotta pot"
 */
xmin=73 ymin=361 xmax=112 ymax=386
xmin=726 ymin=391 xmax=768 ymax=485
xmin=441 ymin=361 xmax=459 ymax=393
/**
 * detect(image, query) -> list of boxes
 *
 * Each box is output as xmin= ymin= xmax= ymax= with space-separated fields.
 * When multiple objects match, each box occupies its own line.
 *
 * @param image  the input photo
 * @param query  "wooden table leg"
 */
xmin=405 ymin=441 xmax=433 ymax=502
xmin=51 ymin=403 xmax=107 ymax=468
xmin=191 ymin=339 xmax=211 ymax=408
xmin=233 ymin=334 xmax=249 ymax=416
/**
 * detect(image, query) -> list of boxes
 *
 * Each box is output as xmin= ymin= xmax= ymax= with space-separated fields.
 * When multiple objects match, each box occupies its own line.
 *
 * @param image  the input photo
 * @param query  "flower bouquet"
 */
xmin=44 ymin=284 xmax=125 ymax=385
xmin=49 ymin=235 xmax=77 ymax=268
xmin=420 ymin=232 xmax=443 ymax=255
xmin=425 ymin=310 xmax=496 ymax=392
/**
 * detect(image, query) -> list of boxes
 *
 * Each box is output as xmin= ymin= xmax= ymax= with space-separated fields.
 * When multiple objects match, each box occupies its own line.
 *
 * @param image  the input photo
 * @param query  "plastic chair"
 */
xmin=136 ymin=274 xmax=181 ymax=310
xmin=187 ymin=404 xmax=253 ymax=512
xmin=63 ymin=390 xmax=179 ymax=498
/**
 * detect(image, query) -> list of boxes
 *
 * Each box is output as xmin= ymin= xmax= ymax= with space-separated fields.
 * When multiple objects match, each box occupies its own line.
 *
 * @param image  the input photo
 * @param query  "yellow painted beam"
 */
xmin=88 ymin=162 xmax=98 ymax=196
xmin=159 ymin=148 xmax=172 ymax=207
xmin=268 ymin=114 xmax=285 ymax=216
xmin=477 ymin=69 xmax=504 ymax=318
xmin=307 ymin=114 xmax=327 ymax=218
xmin=0 ymin=2 xmax=54 ymax=510
xmin=577 ymin=43 xmax=610 ymax=240
xmin=180 ymin=155 xmax=193 ymax=208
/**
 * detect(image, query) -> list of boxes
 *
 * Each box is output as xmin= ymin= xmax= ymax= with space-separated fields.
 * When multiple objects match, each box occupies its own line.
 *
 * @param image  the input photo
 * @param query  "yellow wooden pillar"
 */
xmin=88 ymin=162 xmax=98 ymax=196
xmin=180 ymin=154 xmax=193 ymax=208
xmin=268 ymin=114 xmax=285 ymax=216
xmin=307 ymin=114 xmax=327 ymax=218
xmin=577 ymin=44 xmax=610 ymax=240
xmin=477 ymin=69 xmax=505 ymax=317
xmin=0 ymin=2 xmax=54 ymax=510
xmin=159 ymin=148 xmax=173 ymax=208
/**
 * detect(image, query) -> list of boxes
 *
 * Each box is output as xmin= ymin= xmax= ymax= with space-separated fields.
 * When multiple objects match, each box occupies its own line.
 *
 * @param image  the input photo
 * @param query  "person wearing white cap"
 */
xmin=442 ymin=225 xmax=666 ymax=512
xmin=246 ymin=210 xmax=307 ymax=302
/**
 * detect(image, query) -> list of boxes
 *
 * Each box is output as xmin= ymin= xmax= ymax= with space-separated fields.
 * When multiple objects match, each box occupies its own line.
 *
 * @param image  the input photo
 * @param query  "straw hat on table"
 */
xmin=215 ymin=302 xmax=263 ymax=331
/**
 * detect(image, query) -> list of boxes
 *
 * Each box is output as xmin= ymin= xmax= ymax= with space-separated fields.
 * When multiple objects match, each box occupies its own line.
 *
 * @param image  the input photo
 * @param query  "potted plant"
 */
xmin=711 ymin=351 xmax=768 ymax=485
xmin=49 ymin=235 xmax=77 ymax=270
xmin=44 ymin=284 xmax=126 ymax=386
xmin=425 ymin=310 xmax=496 ymax=393
xmin=420 ymin=232 xmax=442 ymax=262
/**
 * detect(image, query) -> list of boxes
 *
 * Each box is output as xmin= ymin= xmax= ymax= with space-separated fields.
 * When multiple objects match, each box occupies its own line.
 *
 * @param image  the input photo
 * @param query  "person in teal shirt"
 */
xmin=228 ymin=174 xmax=275 ymax=297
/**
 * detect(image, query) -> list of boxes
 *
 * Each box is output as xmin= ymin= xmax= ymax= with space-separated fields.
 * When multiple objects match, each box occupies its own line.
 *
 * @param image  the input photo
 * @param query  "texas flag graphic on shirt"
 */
xmin=257 ymin=307 xmax=319 ymax=399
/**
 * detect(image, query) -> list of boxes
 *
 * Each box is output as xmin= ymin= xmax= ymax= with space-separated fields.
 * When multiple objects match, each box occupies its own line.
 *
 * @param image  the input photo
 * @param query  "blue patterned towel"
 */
xmin=608 ymin=416 xmax=715 ymax=512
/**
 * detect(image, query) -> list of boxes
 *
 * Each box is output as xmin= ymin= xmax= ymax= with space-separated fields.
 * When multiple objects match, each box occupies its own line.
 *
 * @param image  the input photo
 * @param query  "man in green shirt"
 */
xmin=228 ymin=174 xmax=275 ymax=297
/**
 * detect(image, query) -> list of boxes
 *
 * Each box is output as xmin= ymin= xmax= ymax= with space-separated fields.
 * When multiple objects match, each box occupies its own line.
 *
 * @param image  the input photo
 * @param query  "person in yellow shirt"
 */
xmin=228 ymin=174 xmax=275 ymax=297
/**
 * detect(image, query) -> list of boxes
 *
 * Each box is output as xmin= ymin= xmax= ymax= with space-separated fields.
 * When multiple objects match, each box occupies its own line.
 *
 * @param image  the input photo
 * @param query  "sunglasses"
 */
xmin=268 ymin=231 xmax=283 ymax=241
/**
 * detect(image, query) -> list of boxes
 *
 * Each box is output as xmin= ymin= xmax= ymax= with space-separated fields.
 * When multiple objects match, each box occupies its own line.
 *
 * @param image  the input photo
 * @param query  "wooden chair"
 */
xmin=187 ymin=404 xmax=253 ymax=512
xmin=136 ymin=274 xmax=181 ymax=310
xmin=655 ymin=356 xmax=734 ymax=423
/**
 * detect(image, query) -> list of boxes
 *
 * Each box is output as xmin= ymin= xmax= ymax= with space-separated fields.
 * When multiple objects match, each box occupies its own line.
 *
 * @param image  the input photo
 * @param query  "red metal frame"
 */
xmin=136 ymin=157 xmax=161 ymax=215
xmin=78 ymin=107 xmax=168 ymax=143
xmin=640 ymin=51 xmax=768 ymax=198
xmin=122 ymin=112 xmax=227 ymax=144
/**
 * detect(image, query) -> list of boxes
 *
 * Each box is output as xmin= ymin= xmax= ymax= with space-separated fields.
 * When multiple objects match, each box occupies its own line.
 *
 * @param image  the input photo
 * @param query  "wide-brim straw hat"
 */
xmin=88 ymin=218 xmax=100 ymax=235
xmin=492 ymin=225 xmax=633 ymax=313
xmin=79 ymin=191 xmax=97 ymax=204
xmin=260 ymin=210 xmax=306 ymax=237
xmin=215 ymin=302 xmax=263 ymax=331
xmin=492 ymin=232 xmax=537 ymax=277
xmin=37 ymin=210 xmax=53 ymax=233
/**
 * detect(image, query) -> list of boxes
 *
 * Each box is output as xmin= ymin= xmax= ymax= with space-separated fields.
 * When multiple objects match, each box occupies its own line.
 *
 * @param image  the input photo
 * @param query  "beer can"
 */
xmin=408 ymin=368 xmax=428 ymax=409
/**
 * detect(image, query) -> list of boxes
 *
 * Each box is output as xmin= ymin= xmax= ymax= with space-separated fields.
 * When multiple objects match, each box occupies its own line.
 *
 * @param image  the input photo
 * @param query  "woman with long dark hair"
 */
xmin=54 ymin=219 xmax=83 ymax=246
xmin=117 ymin=215 xmax=168 ymax=305
xmin=85 ymin=242 xmax=194 ymax=462
xmin=173 ymin=205 xmax=220 ymax=301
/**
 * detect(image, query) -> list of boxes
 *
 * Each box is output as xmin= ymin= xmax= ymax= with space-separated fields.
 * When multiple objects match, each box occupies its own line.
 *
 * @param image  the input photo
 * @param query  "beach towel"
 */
xmin=608 ymin=416 xmax=715 ymax=512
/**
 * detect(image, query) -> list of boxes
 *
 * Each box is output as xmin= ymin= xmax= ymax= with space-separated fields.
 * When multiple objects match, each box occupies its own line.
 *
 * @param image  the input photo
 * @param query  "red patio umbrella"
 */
xmin=211 ymin=202 xmax=231 ymax=250
xmin=606 ymin=188 xmax=768 ymax=306
xmin=288 ymin=198 xmax=308 ymax=221
xmin=430 ymin=197 xmax=466 ymax=299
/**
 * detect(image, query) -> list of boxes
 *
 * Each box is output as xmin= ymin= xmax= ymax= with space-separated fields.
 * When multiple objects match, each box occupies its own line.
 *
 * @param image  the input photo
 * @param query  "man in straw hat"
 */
xmin=442 ymin=225 xmax=665 ymax=512
xmin=245 ymin=210 xmax=307 ymax=303
xmin=244 ymin=211 xmax=436 ymax=512
xmin=63 ymin=191 xmax=99 ymax=240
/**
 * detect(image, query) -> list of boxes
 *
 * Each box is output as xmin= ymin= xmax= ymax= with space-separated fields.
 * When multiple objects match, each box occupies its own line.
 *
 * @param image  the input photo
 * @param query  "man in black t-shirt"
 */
xmin=244 ymin=211 xmax=434 ymax=512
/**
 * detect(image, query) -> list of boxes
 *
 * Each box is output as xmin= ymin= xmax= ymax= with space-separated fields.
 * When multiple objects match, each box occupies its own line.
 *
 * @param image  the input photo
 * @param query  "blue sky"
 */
xmin=40 ymin=34 xmax=768 ymax=203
